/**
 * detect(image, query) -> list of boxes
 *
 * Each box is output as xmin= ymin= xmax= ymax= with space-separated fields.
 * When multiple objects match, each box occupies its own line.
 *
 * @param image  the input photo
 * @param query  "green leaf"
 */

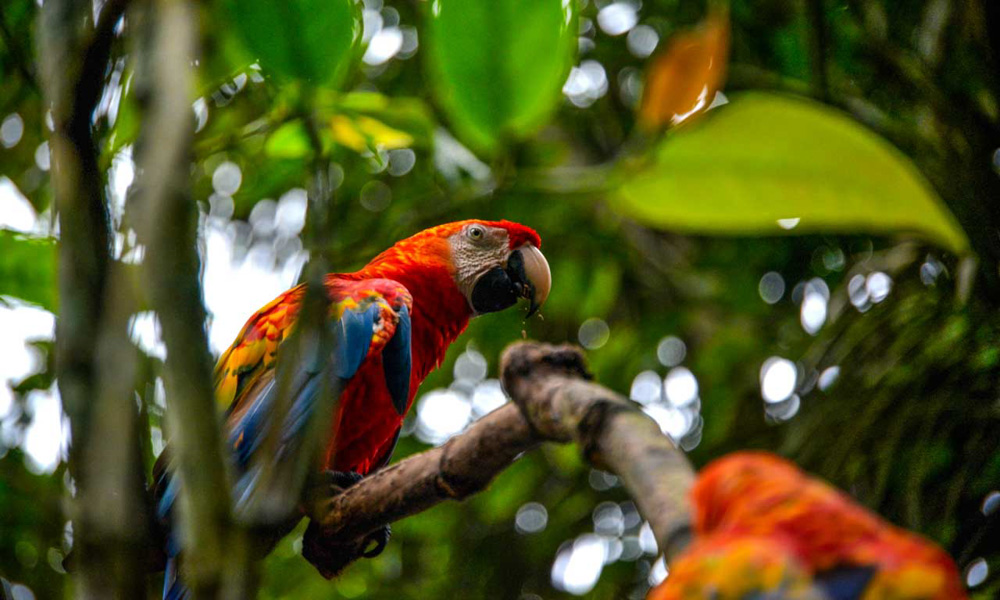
xmin=0 ymin=231 xmax=57 ymax=312
xmin=613 ymin=93 xmax=970 ymax=254
xmin=425 ymin=0 xmax=576 ymax=154
xmin=225 ymin=0 xmax=362 ymax=86
xmin=265 ymin=121 xmax=311 ymax=158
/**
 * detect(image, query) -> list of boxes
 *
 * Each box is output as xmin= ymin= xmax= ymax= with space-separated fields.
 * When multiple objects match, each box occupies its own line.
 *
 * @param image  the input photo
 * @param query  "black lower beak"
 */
xmin=470 ymin=266 xmax=521 ymax=315
xmin=470 ymin=249 xmax=530 ymax=315
xmin=470 ymin=245 xmax=550 ymax=316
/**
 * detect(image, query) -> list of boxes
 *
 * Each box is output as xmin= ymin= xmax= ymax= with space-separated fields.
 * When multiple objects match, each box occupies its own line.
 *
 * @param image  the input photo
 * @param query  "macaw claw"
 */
xmin=302 ymin=520 xmax=392 ymax=579
xmin=322 ymin=469 xmax=363 ymax=493
xmin=361 ymin=524 xmax=391 ymax=558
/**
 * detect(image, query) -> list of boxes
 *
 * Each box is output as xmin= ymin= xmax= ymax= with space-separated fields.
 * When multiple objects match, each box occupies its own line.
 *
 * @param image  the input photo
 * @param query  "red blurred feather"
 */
xmin=648 ymin=452 xmax=966 ymax=600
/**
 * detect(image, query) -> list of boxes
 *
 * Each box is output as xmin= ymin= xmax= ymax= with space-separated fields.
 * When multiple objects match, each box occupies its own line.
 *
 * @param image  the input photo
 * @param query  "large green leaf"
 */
xmin=425 ymin=0 xmax=576 ymax=154
xmin=613 ymin=93 xmax=969 ymax=254
xmin=0 ymin=231 xmax=57 ymax=311
xmin=225 ymin=0 xmax=361 ymax=86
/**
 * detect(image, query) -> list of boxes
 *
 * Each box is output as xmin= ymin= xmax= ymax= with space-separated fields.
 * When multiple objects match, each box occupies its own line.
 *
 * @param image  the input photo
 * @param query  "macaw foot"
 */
xmin=302 ymin=520 xmax=393 ymax=579
xmin=301 ymin=470 xmax=392 ymax=579
xmin=303 ymin=469 xmax=362 ymax=512
xmin=320 ymin=469 xmax=364 ymax=493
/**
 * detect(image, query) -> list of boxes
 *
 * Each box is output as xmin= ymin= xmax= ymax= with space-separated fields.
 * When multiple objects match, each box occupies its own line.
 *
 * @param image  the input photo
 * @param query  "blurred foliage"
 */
xmin=223 ymin=0 xmax=362 ymax=86
xmin=2 ymin=0 xmax=1000 ymax=598
xmin=425 ymin=0 xmax=578 ymax=154
xmin=0 ymin=232 xmax=56 ymax=311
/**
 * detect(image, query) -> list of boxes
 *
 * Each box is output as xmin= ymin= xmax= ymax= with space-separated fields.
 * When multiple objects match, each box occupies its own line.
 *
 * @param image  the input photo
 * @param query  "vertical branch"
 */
xmin=38 ymin=0 xmax=146 ymax=598
xmin=39 ymin=0 xmax=118 ymax=479
xmin=77 ymin=266 xmax=151 ymax=598
xmin=130 ymin=0 xmax=248 ymax=596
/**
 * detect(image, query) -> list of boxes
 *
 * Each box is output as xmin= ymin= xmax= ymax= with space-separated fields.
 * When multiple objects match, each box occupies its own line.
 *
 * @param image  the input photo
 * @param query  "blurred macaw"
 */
xmin=647 ymin=452 xmax=966 ymax=600
xmin=155 ymin=220 xmax=550 ymax=599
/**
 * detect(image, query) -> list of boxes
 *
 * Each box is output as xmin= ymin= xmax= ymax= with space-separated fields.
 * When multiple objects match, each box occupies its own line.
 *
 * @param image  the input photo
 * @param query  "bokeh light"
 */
xmin=758 ymin=271 xmax=785 ymax=304
xmin=800 ymin=287 xmax=827 ymax=334
xmin=454 ymin=348 xmax=487 ymax=382
xmin=817 ymin=366 xmax=840 ymax=391
xmin=415 ymin=389 xmax=471 ymax=445
xmin=663 ymin=367 xmax=698 ymax=407
xmin=965 ymin=558 xmax=988 ymax=588
xmin=360 ymin=180 xmax=392 ymax=212
xmin=596 ymin=2 xmax=638 ymax=36
xmin=761 ymin=357 xmax=797 ymax=403
xmin=551 ymin=534 xmax=607 ymax=595
xmin=515 ymin=502 xmax=549 ymax=534
xmin=648 ymin=555 xmax=668 ymax=586
xmin=981 ymin=491 xmax=1000 ymax=516
xmin=212 ymin=161 xmax=242 ymax=196
xmin=626 ymin=24 xmax=658 ymax=58
xmin=866 ymin=271 xmax=892 ymax=303
xmin=656 ymin=336 xmax=686 ymax=367
xmin=578 ymin=318 xmax=610 ymax=350
xmin=470 ymin=379 xmax=507 ymax=418
xmin=629 ymin=370 xmax=662 ymax=405
xmin=592 ymin=501 xmax=625 ymax=536
xmin=1 ymin=113 xmax=24 ymax=148
xmin=764 ymin=394 xmax=801 ymax=423
xmin=563 ymin=60 xmax=609 ymax=108
xmin=34 ymin=142 xmax=50 ymax=171
xmin=588 ymin=469 xmax=619 ymax=491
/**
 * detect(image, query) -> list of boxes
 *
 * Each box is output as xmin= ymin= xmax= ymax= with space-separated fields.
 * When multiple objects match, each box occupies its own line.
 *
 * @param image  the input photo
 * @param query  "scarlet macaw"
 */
xmin=156 ymin=219 xmax=551 ymax=598
xmin=647 ymin=452 xmax=966 ymax=600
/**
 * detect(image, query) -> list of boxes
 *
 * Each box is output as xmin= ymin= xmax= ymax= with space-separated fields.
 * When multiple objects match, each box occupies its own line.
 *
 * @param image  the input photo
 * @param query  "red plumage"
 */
xmin=215 ymin=219 xmax=542 ymax=477
xmin=648 ymin=452 xmax=966 ymax=599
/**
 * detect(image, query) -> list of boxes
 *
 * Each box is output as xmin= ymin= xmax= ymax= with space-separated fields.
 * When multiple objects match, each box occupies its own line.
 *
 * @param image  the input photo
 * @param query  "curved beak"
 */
xmin=468 ymin=243 xmax=552 ymax=317
xmin=512 ymin=244 xmax=551 ymax=317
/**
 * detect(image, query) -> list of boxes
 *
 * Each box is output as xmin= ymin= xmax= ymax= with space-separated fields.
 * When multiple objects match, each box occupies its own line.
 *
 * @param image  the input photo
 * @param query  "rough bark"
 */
xmin=39 ymin=0 xmax=150 ymax=597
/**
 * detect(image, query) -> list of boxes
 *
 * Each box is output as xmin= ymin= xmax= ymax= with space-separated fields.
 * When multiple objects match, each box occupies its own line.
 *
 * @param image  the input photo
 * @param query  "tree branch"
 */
xmin=41 ymin=0 xmax=125 ymax=477
xmin=38 ymin=0 xmax=146 ymax=597
xmin=131 ymin=0 xmax=250 ymax=596
xmin=306 ymin=342 xmax=695 ymax=576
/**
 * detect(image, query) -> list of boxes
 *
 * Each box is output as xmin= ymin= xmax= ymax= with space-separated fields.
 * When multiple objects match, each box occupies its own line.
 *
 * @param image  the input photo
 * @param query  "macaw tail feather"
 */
xmin=162 ymin=557 xmax=188 ymax=600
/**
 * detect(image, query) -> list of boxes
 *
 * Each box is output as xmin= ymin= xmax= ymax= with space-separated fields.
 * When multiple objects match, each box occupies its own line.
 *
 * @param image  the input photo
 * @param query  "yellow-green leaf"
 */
xmin=614 ymin=93 xmax=969 ymax=254
xmin=330 ymin=115 xmax=414 ymax=153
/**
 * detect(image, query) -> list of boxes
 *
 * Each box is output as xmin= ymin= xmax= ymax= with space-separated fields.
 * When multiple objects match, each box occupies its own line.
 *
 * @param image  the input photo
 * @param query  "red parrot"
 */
xmin=156 ymin=219 xmax=550 ymax=598
xmin=648 ymin=452 xmax=966 ymax=600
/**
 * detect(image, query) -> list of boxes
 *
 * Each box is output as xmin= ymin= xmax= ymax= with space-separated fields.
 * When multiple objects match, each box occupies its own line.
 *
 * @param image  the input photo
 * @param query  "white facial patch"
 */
xmin=449 ymin=225 xmax=511 ymax=309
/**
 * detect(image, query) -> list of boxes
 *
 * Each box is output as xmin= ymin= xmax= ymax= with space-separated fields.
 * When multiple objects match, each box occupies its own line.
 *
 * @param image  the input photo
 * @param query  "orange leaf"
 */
xmin=638 ymin=10 xmax=730 ymax=130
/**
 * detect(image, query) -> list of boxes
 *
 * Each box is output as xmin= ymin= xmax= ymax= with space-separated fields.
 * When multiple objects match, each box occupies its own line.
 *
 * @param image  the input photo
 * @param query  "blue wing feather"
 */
xmin=381 ymin=303 xmax=411 ymax=415
xmin=814 ymin=565 xmax=877 ymax=600
xmin=334 ymin=303 xmax=377 ymax=380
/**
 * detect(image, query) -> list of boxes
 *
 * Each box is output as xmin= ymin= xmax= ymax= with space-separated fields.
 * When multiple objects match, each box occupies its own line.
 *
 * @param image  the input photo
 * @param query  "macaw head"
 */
xmin=367 ymin=219 xmax=551 ymax=317
xmin=447 ymin=219 xmax=551 ymax=317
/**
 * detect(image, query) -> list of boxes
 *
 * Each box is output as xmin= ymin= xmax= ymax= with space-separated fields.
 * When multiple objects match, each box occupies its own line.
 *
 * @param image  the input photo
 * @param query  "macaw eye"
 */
xmin=467 ymin=226 xmax=485 ymax=240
